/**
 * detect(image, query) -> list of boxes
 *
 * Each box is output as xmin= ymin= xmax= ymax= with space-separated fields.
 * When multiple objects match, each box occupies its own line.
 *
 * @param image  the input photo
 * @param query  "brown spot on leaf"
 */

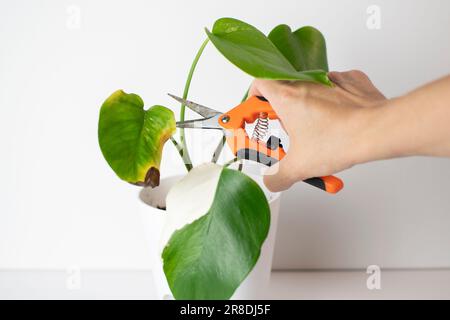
xmin=144 ymin=167 xmax=160 ymax=188
xmin=128 ymin=167 xmax=160 ymax=188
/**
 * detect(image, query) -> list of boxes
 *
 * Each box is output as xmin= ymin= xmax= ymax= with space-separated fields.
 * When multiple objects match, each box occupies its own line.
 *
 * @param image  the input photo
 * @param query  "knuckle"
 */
xmin=250 ymin=79 xmax=263 ymax=92
xmin=252 ymin=78 xmax=263 ymax=87
xmin=276 ymin=86 xmax=292 ymax=103
xmin=349 ymin=69 xmax=368 ymax=79
xmin=279 ymin=83 xmax=308 ymax=102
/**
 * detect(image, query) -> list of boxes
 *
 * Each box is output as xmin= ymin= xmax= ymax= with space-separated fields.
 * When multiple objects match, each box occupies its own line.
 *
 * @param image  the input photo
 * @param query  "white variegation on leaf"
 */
xmin=159 ymin=163 xmax=223 ymax=253
xmin=160 ymin=163 xmax=271 ymax=300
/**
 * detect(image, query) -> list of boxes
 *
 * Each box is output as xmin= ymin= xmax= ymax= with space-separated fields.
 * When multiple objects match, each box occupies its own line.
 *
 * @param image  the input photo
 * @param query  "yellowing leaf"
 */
xmin=98 ymin=90 xmax=175 ymax=187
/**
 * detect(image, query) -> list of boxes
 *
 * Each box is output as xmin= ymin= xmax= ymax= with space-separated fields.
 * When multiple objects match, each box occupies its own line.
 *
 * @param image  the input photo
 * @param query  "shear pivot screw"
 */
xmin=221 ymin=115 xmax=230 ymax=123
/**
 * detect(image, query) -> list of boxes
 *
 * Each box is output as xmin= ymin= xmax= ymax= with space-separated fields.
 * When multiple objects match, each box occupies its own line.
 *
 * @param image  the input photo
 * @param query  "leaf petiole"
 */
xmin=178 ymin=38 xmax=210 ymax=171
xmin=223 ymin=158 xmax=239 ymax=168
xmin=170 ymin=136 xmax=193 ymax=171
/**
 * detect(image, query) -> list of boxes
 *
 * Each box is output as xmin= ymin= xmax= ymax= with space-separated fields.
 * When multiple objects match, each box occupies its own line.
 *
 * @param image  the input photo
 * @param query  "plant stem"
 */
xmin=241 ymin=88 xmax=249 ymax=102
xmin=211 ymin=134 xmax=226 ymax=163
xmin=237 ymin=159 xmax=243 ymax=171
xmin=170 ymin=136 xmax=193 ymax=171
xmin=223 ymin=158 xmax=239 ymax=168
xmin=179 ymin=38 xmax=210 ymax=171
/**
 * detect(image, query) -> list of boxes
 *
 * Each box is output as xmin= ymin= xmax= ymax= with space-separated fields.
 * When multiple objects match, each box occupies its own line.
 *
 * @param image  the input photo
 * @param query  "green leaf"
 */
xmin=161 ymin=163 xmax=270 ymax=300
xmin=206 ymin=17 xmax=331 ymax=85
xmin=98 ymin=90 xmax=176 ymax=187
xmin=268 ymin=24 xmax=329 ymax=72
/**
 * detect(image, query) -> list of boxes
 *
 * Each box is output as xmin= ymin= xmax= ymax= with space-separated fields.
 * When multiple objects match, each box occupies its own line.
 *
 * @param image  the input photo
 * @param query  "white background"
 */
xmin=1 ymin=0 xmax=450 ymax=269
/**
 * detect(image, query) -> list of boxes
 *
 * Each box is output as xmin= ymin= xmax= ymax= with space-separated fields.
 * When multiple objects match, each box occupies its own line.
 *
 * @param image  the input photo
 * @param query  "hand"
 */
xmin=248 ymin=70 xmax=387 ymax=192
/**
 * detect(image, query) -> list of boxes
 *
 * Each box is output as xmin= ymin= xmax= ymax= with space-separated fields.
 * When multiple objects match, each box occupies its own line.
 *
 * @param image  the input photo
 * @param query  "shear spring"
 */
xmin=251 ymin=112 xmax=269 ymax=142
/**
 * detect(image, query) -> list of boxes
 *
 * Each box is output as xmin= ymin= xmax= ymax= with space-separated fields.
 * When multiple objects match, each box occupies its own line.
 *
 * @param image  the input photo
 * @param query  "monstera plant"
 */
xmin=98 ymin=18 xmax=331 ymax=299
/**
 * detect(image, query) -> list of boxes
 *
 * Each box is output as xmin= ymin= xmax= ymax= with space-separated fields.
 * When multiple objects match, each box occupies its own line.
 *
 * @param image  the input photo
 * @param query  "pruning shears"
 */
xmin=170 ymin=93 xmax=344 ymax=194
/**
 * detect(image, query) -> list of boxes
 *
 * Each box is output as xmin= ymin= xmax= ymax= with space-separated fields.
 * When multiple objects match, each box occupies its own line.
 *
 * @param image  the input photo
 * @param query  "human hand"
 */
xmin=248 ymin=70 xmax=387 ymax=192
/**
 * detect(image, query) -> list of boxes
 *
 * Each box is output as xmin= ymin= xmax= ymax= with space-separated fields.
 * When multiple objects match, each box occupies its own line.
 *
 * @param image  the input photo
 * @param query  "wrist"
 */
xmin=348 ymin=98 xmax=402 ymax=167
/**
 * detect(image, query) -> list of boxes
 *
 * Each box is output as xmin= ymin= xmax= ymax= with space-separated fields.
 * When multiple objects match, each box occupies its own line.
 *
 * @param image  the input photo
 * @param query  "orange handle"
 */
xmin=220 ymin=96 xmax=344 ymax=194
xmin=219 ymin=96 xmax=278 ymax=129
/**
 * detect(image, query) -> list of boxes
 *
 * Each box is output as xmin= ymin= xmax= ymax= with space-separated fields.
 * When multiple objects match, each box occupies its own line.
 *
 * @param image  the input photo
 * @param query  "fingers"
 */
xmin=328 ymin=70 xmax=365 ymax=93
xmin=328 ymin=70 xmax=367 ymax=87
xmin=248 ymin=79 xmax=293 ymax=133
xmin=328 ymin=70 xmax=386 ymax=100
xmin=263 ymin=153 xmax=297 ymax=192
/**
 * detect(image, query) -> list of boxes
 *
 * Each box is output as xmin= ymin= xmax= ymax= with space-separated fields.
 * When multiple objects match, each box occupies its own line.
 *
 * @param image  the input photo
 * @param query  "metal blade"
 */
xmin=168 ymin=93 xmax=222 ymax=118
xmin=176 ymin=114 xmax=223 ymax=130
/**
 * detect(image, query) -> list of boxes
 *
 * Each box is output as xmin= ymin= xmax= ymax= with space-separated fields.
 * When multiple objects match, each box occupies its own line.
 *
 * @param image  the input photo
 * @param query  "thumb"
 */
xmin=263 ymin=153 xmax=297 ymax=192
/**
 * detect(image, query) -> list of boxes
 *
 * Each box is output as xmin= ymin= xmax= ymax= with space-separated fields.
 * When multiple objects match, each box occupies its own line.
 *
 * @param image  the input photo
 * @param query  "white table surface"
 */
xmin=1 ymin=269 xmax=450 ymax=300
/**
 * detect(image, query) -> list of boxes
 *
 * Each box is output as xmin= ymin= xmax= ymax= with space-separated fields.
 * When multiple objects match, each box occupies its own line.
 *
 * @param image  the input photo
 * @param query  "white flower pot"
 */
xmin=138 ymin=173 xmax=281 ymax=300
